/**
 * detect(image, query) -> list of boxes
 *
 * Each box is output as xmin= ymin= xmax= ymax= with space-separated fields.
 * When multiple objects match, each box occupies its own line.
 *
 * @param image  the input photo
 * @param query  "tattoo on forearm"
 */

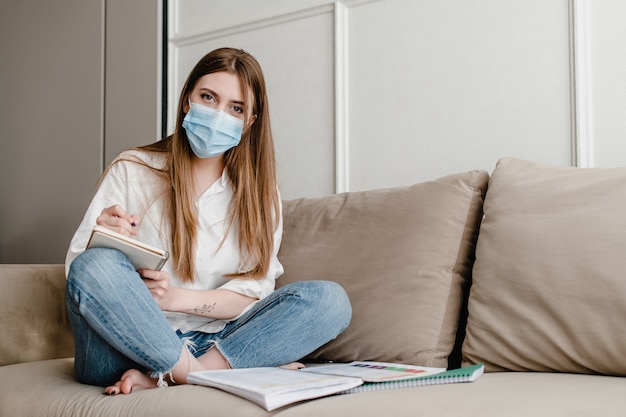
xmin=189 ymin=302 xmax=217 ymax=315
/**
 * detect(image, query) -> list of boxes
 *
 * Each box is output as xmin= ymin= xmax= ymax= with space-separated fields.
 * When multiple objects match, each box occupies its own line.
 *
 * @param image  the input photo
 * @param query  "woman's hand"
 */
xmin=96 ymin=205 xmax=140 ymax=237
xmin=139 ymin=268 xmax=177 ymax=311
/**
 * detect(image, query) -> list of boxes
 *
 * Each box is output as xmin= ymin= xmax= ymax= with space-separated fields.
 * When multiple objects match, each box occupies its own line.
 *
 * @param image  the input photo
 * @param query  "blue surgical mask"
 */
xmin=182 ymin=102 xmax=244 ymax=158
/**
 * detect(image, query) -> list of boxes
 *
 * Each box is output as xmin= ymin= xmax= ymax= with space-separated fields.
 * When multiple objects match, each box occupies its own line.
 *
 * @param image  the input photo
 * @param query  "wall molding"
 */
xmin=169 ymin=4 xmax=334 ymax=46
xmin=569 ymin=0 xmax=594 ymax=167
xmin=334 ymin=2 xmax=350 ymax=193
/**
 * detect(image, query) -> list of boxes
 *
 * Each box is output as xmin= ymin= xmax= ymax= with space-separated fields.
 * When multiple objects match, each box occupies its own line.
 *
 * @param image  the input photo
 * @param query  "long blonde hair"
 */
xmin=140 ymin=48 xmax=279 ymax=283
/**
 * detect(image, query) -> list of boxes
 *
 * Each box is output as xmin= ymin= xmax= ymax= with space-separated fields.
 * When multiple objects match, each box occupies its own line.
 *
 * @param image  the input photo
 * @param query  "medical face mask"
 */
xmin=182 ymin=102 xmax=244 ymax=158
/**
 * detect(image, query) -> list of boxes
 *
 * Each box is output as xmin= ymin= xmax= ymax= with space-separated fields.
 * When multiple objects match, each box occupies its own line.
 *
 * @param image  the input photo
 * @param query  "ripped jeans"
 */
xmin=65 ymin=248 xmax=352 ymax=387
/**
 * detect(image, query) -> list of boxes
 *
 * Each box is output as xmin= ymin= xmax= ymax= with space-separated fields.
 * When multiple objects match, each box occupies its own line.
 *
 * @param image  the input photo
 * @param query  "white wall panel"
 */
xmin=587 ymin=0 xmax=626 ymax=168
xmin=348 ymin=0 xmax=572 ymax=191
xmin=170 ymin=3 xmax=336 ymax=198
xmin=171 ymin=0 xmax=626 ymax=198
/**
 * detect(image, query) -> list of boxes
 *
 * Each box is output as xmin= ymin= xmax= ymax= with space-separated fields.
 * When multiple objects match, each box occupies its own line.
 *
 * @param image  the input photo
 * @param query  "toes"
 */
xmin=278 ymin=362 xmax=306 ymax=370
xmin=103 ymin=369 xmax=160 ymax=396
xmin=104 ymin=382 xmax=121 ymax=395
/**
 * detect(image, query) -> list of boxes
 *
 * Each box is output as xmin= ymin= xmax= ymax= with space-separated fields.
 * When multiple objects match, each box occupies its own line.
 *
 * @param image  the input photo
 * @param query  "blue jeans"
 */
xmin=66 ymin=248 xmax=352 ymax=387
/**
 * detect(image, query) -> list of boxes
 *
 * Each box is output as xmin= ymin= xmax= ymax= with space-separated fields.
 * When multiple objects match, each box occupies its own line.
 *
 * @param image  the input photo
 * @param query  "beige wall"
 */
xmin=0 ymin=0 xmax=161 ymax=264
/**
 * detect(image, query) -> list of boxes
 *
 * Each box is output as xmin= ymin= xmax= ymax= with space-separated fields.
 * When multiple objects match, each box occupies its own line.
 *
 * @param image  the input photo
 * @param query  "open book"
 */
xmin=187 ymin=361 xmax=484 ymax=411
xmin=86 ymin=225 xmax=169 ymax=270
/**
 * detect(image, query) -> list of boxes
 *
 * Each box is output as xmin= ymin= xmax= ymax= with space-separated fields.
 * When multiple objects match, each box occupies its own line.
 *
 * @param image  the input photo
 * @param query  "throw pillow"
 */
xmin=277 ymin=170 xmax=489 ymax=368
xmin=463 ymin=158 xmax=626 ymax=375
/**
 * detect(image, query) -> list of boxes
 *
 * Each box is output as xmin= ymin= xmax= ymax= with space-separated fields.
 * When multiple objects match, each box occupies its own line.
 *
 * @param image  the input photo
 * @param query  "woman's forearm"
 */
xmin=165 ymin=288 xmax=257 ymax=320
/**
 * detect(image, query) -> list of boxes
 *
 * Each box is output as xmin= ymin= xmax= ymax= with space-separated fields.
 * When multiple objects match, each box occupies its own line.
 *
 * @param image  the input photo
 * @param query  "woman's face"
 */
xmin=187 ymin=71 xmax=253 ymax=123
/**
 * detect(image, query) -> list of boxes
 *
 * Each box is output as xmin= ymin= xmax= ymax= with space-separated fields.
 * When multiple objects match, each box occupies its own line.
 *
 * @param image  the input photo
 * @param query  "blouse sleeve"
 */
xmin=64 ymin=155 xmax=134 ymax=277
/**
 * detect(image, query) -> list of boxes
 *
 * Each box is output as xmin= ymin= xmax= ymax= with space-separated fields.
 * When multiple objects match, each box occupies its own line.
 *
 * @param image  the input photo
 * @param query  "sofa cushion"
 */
xmin=277 ymin=170 xmax=489 ymax=368
xmin=463 ymin=158 xmax=626 ymax=375
xmin=0 ymin=264 xmax=74 ymax=366
xmin=3 ymin=358 xmax=626 ymax=417
xmin=0 ymin=358 xmax=273 ymax=417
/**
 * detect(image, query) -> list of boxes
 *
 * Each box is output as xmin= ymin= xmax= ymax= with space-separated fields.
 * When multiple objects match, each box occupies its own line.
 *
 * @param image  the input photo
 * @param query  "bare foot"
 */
xmin=104 ymin=369 xmax=158 ymax=395
xmin=279 ymin=362 xmax=305 ymax=370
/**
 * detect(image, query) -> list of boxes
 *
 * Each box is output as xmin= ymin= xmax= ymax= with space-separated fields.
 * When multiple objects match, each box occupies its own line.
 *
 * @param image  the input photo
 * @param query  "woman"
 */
xmin=65 ymin=47 xmax=351 ymax=395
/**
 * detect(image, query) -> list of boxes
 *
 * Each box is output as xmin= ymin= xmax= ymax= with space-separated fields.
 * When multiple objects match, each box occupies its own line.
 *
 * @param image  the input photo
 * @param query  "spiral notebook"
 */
xmin=342 ymin=363 xmax=484 ymax=394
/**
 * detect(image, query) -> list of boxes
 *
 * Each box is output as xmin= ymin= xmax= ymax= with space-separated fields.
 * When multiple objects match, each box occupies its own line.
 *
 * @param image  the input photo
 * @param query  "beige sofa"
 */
xmin=2 ymin=157 xmax=626 ymax=416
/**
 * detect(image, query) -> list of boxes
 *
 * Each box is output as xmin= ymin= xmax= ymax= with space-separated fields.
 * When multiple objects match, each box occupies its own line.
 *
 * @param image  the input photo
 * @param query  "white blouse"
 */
xmin=65 ymin=149 xmax=284 ymax=333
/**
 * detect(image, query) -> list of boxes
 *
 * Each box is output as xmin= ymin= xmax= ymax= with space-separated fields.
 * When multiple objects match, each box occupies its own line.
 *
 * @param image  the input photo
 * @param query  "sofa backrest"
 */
xmin=6 ymin=158 xmax=626 ymax=378
xmin=0 ymin=170 xmax=489 ymax=370
xmin=0 ymin=264 xmax=74 ymax=366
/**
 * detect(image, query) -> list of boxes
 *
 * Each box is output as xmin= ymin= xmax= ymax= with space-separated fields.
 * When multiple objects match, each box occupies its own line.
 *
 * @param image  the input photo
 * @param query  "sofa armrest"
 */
xmin=0 ymin=265 xmax=74 ymax=366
